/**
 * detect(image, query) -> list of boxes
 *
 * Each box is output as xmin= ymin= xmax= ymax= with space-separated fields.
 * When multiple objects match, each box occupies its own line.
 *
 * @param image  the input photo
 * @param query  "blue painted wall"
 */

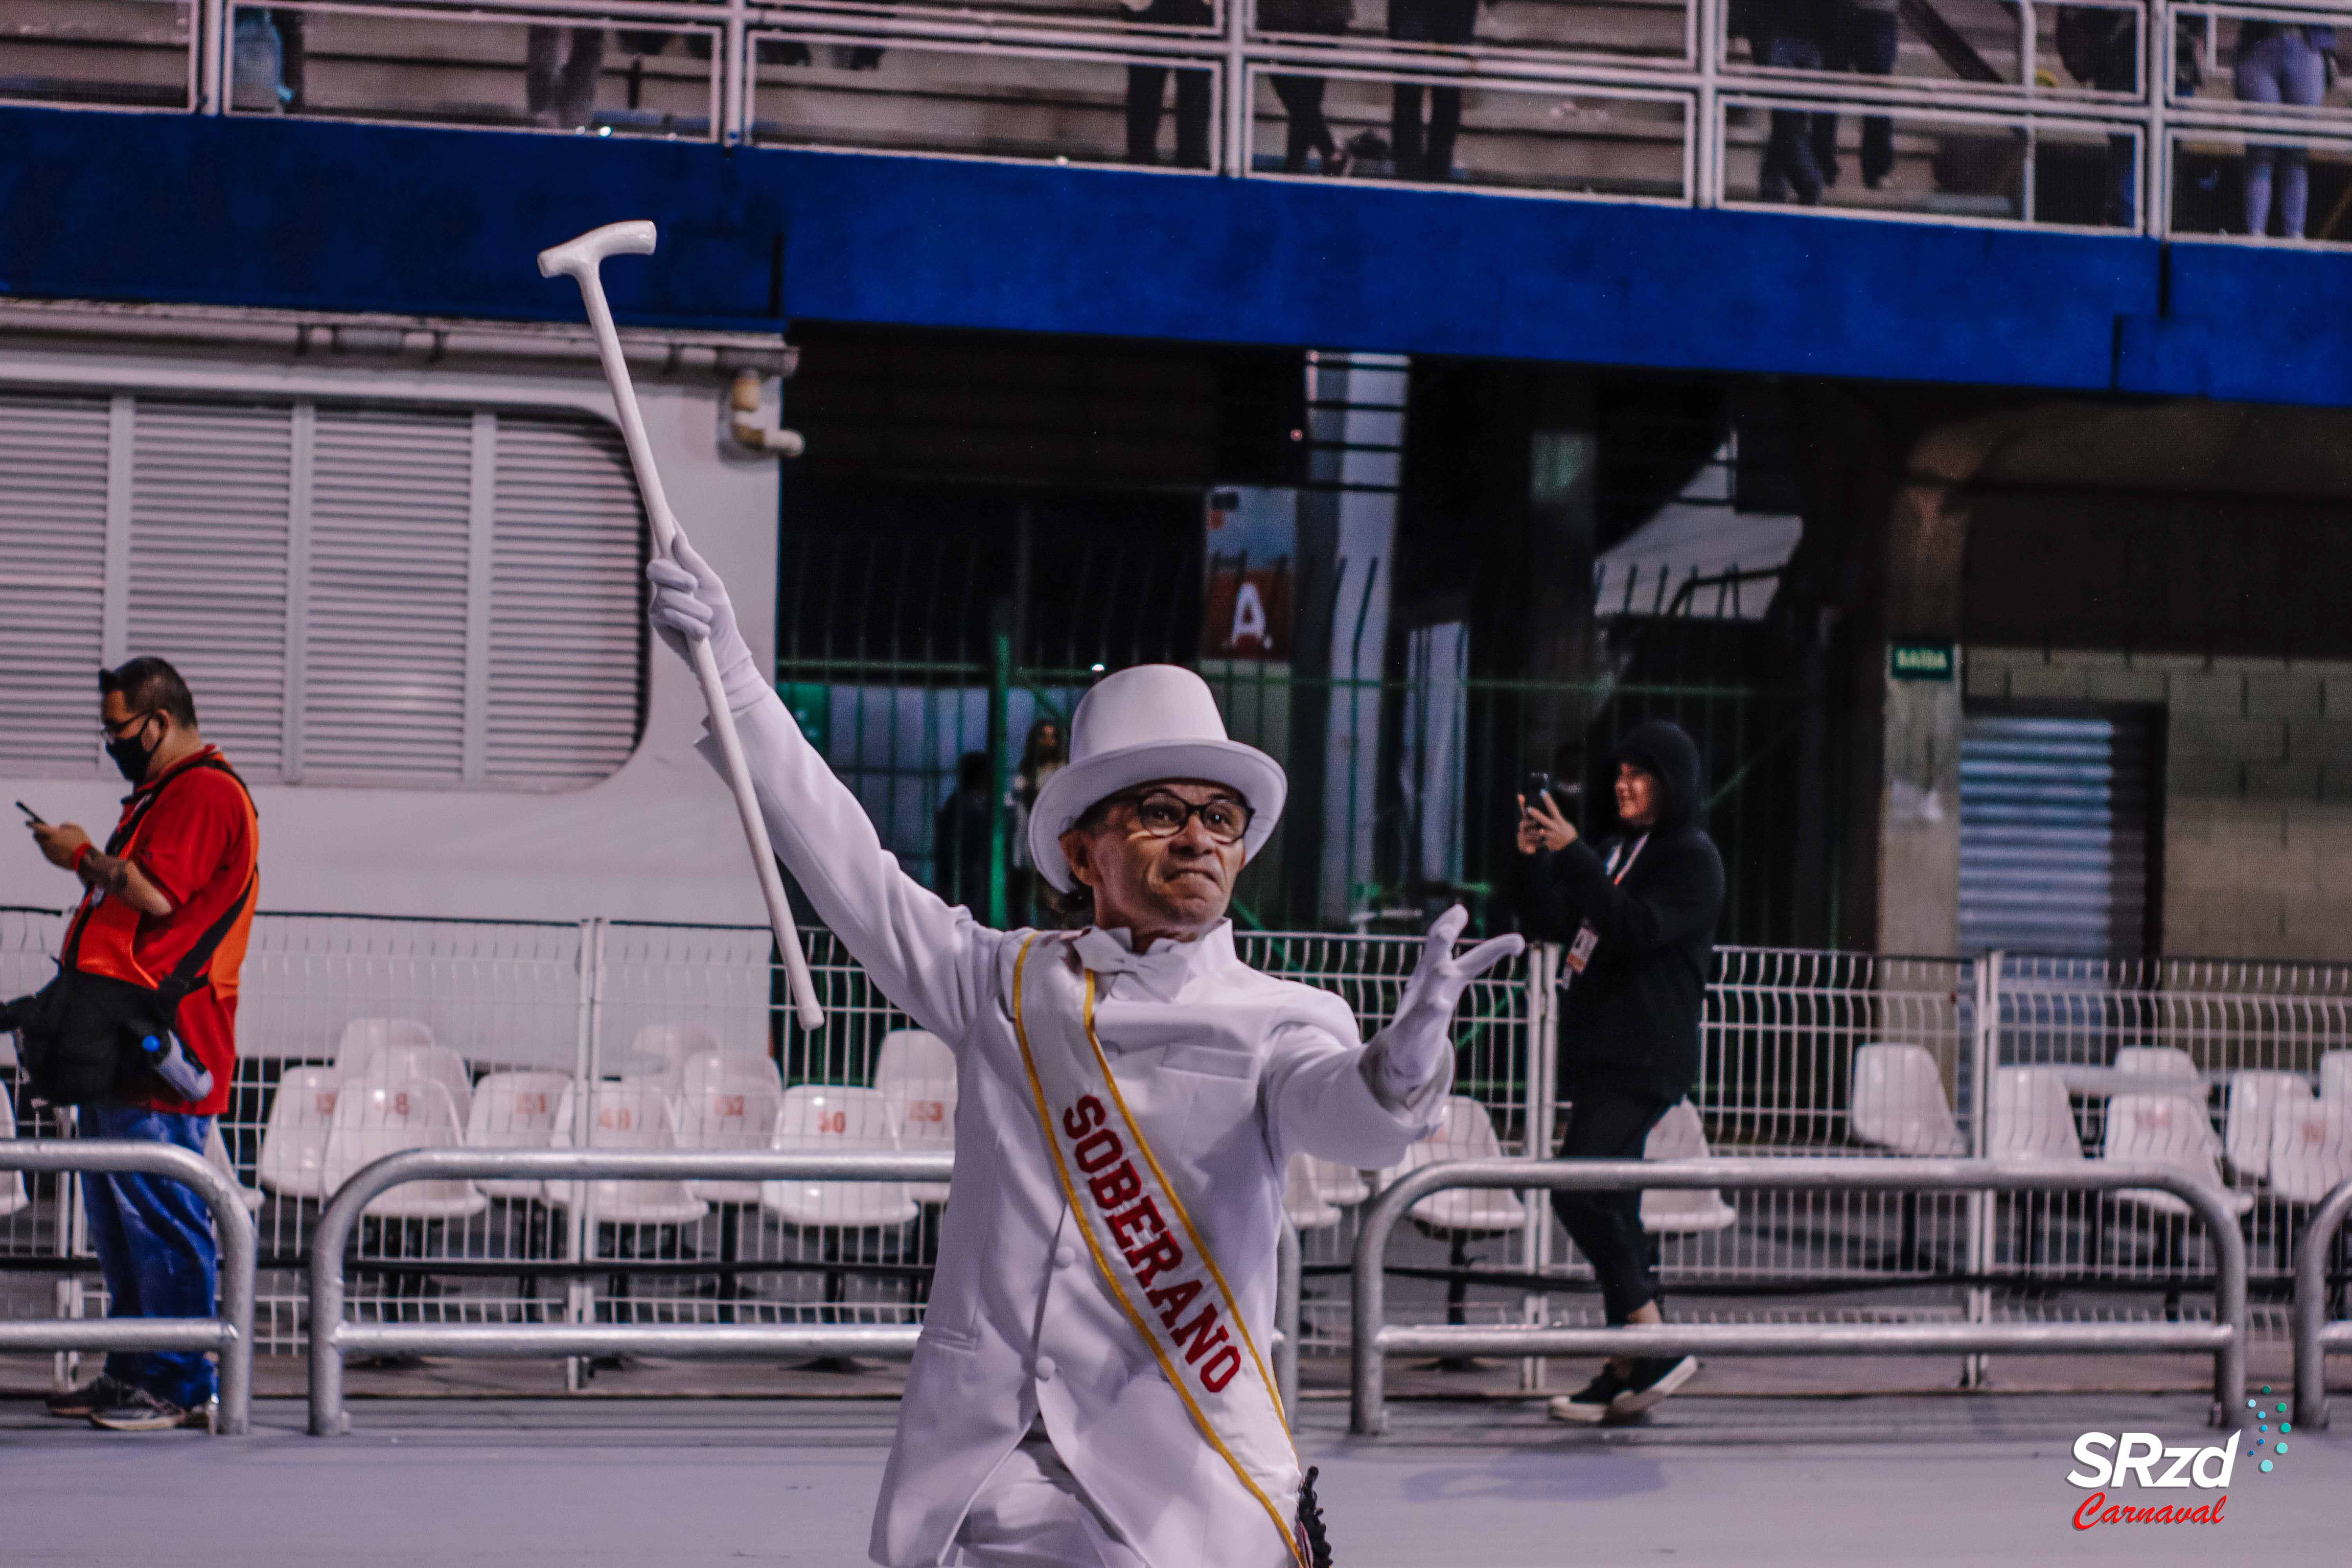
xmin=1 ymin=105 xmax=2345 ymax=404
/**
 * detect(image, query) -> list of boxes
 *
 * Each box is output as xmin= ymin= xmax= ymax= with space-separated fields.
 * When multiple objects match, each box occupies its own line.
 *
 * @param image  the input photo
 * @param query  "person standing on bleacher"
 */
xmin=4 ymin=657 xmax=259 ymax=1432
xmin=648 ymin=543 xmax=1518 ymax=1567
xmin=1512 ymin=718 xmax=1722 ymax=1424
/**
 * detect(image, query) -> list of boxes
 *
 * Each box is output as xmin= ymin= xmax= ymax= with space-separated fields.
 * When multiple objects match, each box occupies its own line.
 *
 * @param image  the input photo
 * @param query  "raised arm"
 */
xmin=1263 ymin=907 xmax=1523 ymax=1168
xmin=649 ymin=543 xmax=1002 ymax=1044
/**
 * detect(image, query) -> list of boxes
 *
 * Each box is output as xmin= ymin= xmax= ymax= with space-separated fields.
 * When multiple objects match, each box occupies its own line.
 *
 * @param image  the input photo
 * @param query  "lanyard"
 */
xmin=1604 ymin=833 xmax=1650 ymax=885
xmin=1561 ymin=833 xmax=1648 ymax=984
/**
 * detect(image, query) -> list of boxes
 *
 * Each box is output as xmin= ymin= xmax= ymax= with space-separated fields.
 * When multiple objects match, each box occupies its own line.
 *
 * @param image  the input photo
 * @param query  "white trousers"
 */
xmin=946 ymin=1444 xmax=1148 ymax=1568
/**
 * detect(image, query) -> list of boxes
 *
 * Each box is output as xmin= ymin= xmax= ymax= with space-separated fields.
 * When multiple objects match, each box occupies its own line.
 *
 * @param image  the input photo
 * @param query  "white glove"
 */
xmin=646 ymin=537 xmax=767 ymax=713
xmin=1371 ymin=906 xmax=1525 ymax=1102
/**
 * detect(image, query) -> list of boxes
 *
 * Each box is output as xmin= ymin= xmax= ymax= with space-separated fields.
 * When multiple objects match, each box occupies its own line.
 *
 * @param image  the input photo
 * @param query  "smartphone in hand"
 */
xmin=1520 ymin=773 xmax=1553 ymax=813
xmin=14 ymin=800 xmax=43 ymax=827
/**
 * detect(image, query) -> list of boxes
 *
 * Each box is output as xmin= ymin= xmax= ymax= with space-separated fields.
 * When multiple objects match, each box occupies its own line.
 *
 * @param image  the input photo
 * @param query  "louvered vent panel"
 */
xmin=0 ymin=392 xmax=113 ymax=776
xmin=126 ymin=399 xmax=294 ymax=780
xmin=485 ymin=415 xmax=647 ymax=786
xmin=302 ymin=406 xmax=474 ymax=780
xmin=1959 ymin=713 xmax=2154 ymax=956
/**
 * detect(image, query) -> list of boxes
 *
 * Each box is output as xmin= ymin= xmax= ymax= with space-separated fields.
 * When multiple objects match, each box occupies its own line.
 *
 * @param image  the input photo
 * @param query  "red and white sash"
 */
xmin=1010 ymin=933 xmax=1308 ymax=1568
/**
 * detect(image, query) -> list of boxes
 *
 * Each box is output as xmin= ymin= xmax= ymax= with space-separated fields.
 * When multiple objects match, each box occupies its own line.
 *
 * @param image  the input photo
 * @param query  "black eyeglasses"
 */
xmin=1106 ymin=790 xmax=1253 ymax=845
xmin=100 ymin=711 xmax=156 ymax=742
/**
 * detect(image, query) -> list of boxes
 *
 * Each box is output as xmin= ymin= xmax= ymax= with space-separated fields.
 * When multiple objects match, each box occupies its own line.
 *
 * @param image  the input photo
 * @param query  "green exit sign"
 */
xmin=1890 ymin=641 xmax=1955 ymax=681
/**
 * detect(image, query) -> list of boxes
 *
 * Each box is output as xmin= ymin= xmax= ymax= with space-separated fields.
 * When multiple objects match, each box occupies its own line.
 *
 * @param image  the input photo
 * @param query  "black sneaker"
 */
xmin=1545 ymin=1367 xmax=1627 ymax=1424
xmin=44 ymin=1374 xmax=134 ymax=1419
xmin=1610 ymin=1354 xmax=1699 ymax=1416
xmin=87 ymin=1386 xmax=209 ymax=1432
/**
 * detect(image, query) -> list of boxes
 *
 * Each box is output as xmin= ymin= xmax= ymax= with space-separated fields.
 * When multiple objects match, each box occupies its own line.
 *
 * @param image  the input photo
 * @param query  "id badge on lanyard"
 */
xmin=1562 ymin=835 xmax=1647 ymax=981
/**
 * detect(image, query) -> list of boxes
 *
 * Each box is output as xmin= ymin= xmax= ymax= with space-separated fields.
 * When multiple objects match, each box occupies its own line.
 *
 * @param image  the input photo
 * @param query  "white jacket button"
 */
xmin=1053 ymin=1245 xmax=1078 ymax=1269
xmin=1034 ymin=1355 xmax=1058 ymax=1383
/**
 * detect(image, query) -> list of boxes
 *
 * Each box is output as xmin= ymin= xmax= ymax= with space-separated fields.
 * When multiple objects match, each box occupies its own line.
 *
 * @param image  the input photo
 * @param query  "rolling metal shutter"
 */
xmin=0 ymin=392 xmax=111 ymax=775
xmin=1958 ymin=712 xmax=2155 ymax=955
xmin=0 ymin=392 xmax=644 ymax=790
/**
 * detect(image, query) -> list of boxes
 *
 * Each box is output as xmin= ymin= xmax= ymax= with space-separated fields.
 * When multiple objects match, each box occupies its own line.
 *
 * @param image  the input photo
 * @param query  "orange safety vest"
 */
xmin=61 ymin=752 xmax=258 ymax=1002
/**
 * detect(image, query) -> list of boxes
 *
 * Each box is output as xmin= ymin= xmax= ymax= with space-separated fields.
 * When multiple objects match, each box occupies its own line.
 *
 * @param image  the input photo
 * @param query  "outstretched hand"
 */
xmin=1373 ymin=906 xmax=1525 ymax=1098
xmin=646 ymin=538 xmax=766 ymax=710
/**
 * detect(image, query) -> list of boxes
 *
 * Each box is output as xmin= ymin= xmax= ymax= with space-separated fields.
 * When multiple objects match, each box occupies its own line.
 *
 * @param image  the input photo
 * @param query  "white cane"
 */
xmin=538 ymin=220 xmax=826 ymax=1033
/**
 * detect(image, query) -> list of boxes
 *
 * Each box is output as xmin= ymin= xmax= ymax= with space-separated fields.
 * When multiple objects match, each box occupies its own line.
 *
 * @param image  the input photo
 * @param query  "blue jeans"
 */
xmin=82 ymin=1103 xmax=220 ymax=1408
xmin=2237 ymin=30 xmax=2327 ymax=236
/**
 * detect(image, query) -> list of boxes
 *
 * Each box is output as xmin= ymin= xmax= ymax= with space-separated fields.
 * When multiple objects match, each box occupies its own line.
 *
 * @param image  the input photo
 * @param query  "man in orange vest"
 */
xmin=16 ymin=657 xmax=258 ymax=1432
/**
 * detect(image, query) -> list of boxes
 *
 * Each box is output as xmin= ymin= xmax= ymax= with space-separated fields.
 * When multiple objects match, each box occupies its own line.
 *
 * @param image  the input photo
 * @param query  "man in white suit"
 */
xmin=649 ymin=543 xmax=1520 ymax=1568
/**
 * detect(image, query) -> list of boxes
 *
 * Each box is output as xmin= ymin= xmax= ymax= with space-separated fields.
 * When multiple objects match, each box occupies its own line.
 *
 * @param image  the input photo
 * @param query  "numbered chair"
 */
xmin=352 ymin=1042 xmax=474 ymax=1126
xmin=765 ymin=1085 xmax=918 ymax=1319
xmin=2277 ymin=1097 xmax=2352 ymax=1319
xmin=2111 ymin=1049 xmax=2218 ymax=1158
xmin=257 ymin=1067 xmax=343 ymax=1199
xmin=320 ymin=1079 xmax=486 ymax=1220
xmin=465 ymin=1071 xmax=573 ymax=1200
xmin=2321 ymin=1051 xmax=2352 ymax=1104
xmin=1849 ymin=1044 xmax=1968 ymax=1157
xmin=2102 ymin=1091 xmax=2254 ymax=1318
xmin=203 ymin=1120 xmax=263 ymax=1215
xmin=875 ymin=1029 xmax=957 ymax=1207
xmin=334 ymin=1017 xmax=436 ymax=1078
xmin=1398 ymin=1096 xmax=1527 ymax=1345
xmin=546 ymin=1081 xmax=709 ymax=1225
xmin=1639 ymin=1100 xmax=1737 ymax=1237
xmin=675 ymin=1053 xmax=789 ymax=1205
xmin=2224 ymin=1071 xmax=2314 ymax=1185
xmin=0 ymin=1079 xmax=27 ymax=1218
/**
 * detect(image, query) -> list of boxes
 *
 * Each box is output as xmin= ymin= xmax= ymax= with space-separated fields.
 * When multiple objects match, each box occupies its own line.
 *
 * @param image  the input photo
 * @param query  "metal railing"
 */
xmin=0 ymin=1140 xmax=256 ymax=1436
xmin=12 ymin=0 xmax=2352 ymax=240
xmin=307 ymin=1144 xmax=1308 ymax=1432
xmin=1348 ymin=1157 xmax=2251 ymax=1435
xmin=2293 ymin=1175 xmax=2352 ymax=1429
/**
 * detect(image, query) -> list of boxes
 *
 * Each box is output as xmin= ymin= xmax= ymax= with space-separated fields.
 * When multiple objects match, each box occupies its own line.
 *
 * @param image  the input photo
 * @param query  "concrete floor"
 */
xmin=0 ymin=1388 xmax=2337 ymax=1566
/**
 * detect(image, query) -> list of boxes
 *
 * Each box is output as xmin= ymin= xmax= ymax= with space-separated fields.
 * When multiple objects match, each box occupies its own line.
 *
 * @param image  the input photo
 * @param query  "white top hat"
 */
xmin=1027 ymin=665 xmax=1286 ymax=895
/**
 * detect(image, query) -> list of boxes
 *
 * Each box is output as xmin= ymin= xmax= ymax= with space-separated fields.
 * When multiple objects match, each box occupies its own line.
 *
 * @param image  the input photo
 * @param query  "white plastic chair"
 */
xmin=875 ymin=1029 xmax=957 ymax=1206
xmin=617 ymin=1023 xmax=728 ymax=1091
xmin=352 ymin=1042 xmax=474 ymax=1126
xmin=761 ymin=1085 xmax=918 ymax=1229
xmin=2111 ymin=1049 xmax=2216 ymax=1157
xmin=1640 ymin=1100 xmax=1737 ymax=1235
xmin=334 ymin=1017 xmax=436 ymax=1078
xmin=1849 ymin=1043 xmax=1967 ymax=1157
xmin=257 ymin=1066 xmax=343 ymax=1198
xmin=546 ymin=1081 xmax=709 ymax=1225
xmin=203 ymin=1120 xmax=263 ymax=1215
xmin=675 ymin=1053 xmax=789 ymax=1204
xmin=0 ymin=1079 xmax=27 ymax=1218
xmin=464 ymin=1071 xmax=573 ymax=1200
xmin=2224 ymin=1071 xmax=2314 ymax=1184
xmin=320 ymin=1078 xmax=486 ymax=1220
xmin=1285 ymin=1155 xmax=1343 ymax=1232
xmin=2269 ymin=1098 xmax=2352 ymax=1206
xmin=2320 ymin=1051 xmax=2352 ymax=1104
xmin=1401 ymin=1097 xmax=1528 ymax=1234
xmin=1305 ymin=1157 xmax=1371 ymax=1209
xmin=1988 ymin=1069 xmax=2085 ymax=1163
xmin=2100 ymin=1093 xmax=2254 ymax=1219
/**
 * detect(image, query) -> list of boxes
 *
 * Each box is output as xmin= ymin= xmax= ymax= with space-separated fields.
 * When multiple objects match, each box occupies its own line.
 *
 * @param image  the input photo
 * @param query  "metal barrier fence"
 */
xmin=1348 ymin=1157 xmax=2251 ymax=1436
xmin=0 ymin=1140 xmax=256 ymax=1435
xmin=2293 ymin=1174 xmax=2352 ymax=1429
xmin=9 ymin=0 xmax=2352 ymax=241
xmin=8 ymin=909 xmax=2351 ymax=1377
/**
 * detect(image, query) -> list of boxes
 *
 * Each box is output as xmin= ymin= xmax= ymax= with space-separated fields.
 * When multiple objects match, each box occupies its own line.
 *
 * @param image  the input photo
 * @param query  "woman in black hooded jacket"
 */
xmin=1512 ymin=717 xmax=1724 ymax=1423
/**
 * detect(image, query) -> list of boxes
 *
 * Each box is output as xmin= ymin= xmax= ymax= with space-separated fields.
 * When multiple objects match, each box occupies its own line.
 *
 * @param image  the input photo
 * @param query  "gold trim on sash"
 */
xmin=1010 ymin=934 xmax=1308 ymax=1568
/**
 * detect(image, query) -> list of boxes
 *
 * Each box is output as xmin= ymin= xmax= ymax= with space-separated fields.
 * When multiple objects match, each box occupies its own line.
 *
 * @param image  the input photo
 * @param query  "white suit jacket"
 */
xmin=705 ymin=693 xmax=1448 ymax=1568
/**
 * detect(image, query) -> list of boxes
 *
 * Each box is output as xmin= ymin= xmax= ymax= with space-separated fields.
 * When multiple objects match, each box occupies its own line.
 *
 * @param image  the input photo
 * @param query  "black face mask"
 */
xmin=105 ymin=715 xmax=158 ymax=784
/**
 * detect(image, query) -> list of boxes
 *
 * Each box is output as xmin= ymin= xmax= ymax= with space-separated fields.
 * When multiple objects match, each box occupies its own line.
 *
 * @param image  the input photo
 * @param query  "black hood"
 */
xmin=1611 ymin=719 xmax=1704 ymax=831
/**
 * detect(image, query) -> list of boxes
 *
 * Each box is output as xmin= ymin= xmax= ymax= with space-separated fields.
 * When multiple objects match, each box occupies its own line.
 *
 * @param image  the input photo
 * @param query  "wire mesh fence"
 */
xmin=6 ymin=907 xmax=2348 ymax=1362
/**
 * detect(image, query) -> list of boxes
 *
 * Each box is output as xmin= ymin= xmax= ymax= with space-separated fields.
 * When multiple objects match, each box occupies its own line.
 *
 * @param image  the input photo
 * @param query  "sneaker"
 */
xmin=87 ymin=1387 xmax=209 ymax=1432
xmin=44 ymin=1374 xmax=134 ymax=1419
xmin=1609 ymin=1354 xmax=1699 ymax=1417
xmin=1545 ymin=1367 xmax=1628 ymax=1424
